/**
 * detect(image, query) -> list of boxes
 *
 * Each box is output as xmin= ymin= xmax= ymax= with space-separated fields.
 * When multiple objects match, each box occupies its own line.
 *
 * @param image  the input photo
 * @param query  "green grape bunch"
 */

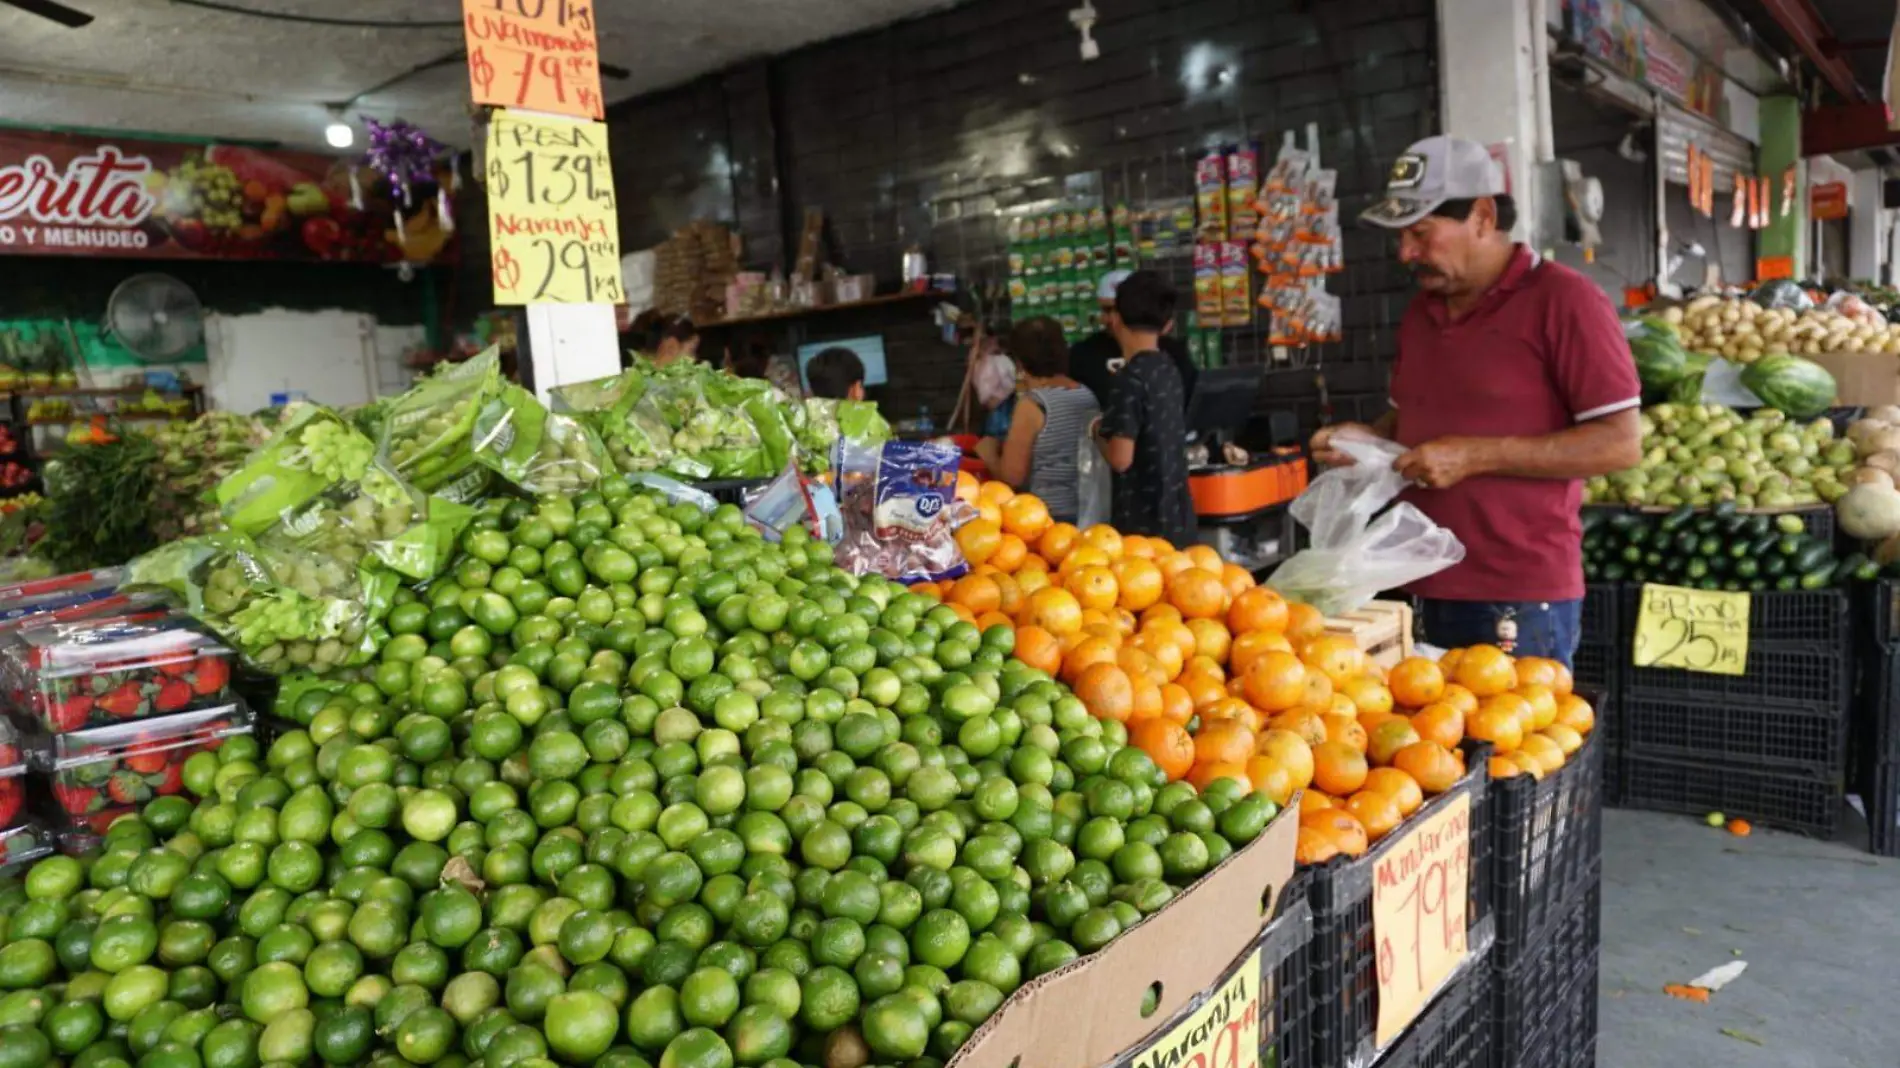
xmin=296 ymin=420 xmax=374 ymax=482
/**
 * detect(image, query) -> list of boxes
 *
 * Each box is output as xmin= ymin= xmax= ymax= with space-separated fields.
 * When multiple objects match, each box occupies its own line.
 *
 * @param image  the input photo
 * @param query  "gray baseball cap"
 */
xmin=1096 ymin=269 xmax=1132 ymax=302
xmin=1358 ymin=136 xmax=1506 ymax=229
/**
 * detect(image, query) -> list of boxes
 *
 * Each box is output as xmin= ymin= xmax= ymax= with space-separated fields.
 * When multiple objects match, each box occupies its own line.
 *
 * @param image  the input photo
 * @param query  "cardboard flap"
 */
xmin=1806 ymin=350 xmax=1900 ymax=408
xmin=946 ymin=802 xmax=1299 ymax=1068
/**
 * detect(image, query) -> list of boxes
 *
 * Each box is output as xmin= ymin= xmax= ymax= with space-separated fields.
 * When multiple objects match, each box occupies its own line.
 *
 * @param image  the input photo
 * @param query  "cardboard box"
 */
xmin=1807 ymin=350 xmax=1900 ymax=407
xmin=946 ymin=804 xmax=1297 ymax=1068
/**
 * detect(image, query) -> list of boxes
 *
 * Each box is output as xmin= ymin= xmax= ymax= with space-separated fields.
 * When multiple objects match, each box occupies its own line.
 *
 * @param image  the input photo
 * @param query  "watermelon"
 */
xmin=1627 ymin=316 xmax=1689 ymax=391
xmin=1738 ymin=354 xmax=1837 ymax=419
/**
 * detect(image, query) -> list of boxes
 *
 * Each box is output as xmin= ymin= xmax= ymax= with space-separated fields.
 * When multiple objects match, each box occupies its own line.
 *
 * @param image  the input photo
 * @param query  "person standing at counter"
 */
xmin=1068 ymin=269 xmax=1198 ymax=411
xmin=625 ymin=310 xmax=699 ymax=369
xmin=1310 ymin=135 xmax=1641 ymax=665
xmin=1102 ymin=271 xmax=1197 ymax=547
xmin=973 ymin=317 xmax=1100 ymax=525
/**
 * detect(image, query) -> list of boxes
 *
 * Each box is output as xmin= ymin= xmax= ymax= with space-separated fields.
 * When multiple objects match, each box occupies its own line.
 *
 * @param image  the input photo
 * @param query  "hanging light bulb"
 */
xmin=324 ymin=108 xmax=354 ymax=149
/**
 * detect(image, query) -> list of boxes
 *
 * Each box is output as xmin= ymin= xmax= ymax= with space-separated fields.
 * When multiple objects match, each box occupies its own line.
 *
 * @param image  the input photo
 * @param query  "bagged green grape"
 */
xmin=127 ymin=533 xmax=392 ymax=675
xmin=472 ymin=384 xmax=609 ymax=494
xmin=793 ymin=398 xmax=892 ymax=472
xmin=213 ymin=405 xmax=375 ymax=536
xmin=346 ymin=395 xmax=393 ymax=440
xmin=378 ymin=346 xmax=502 ymax=490
xmin=549 ymin=367 xmax=644 ymax=416
xmin=259 ymin=460 xmax=475 ymax=582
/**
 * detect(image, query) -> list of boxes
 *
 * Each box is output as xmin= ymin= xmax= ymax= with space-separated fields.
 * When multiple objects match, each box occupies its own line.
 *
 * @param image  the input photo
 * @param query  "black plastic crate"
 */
xmin=1580 ymin=583 xmax=1619 ymax=644
xmin=1490 ymin=734 xmax=1604 ymax=968
xmin=1859 ymin=646 xmax=1900 ymax=769
xmin=1627 ymin=646 xmax=1849 ymax=710
xmin=1620 ymin=585 xmax=1849 ymax=649
xmin=1570 ymin=641 xmax=1617 ymax=697
xmin=1309 ymin=751 xmax=1492 ymax=1068
xmin=1620 ymin=753 xmax=1842 ymax=837
xmin=1497 ymin=959 xmax=1600 ymax=1068
xmin=1867 ymin=762 xmax=1900 ymax=858
xmin=1622 ymin=694 xmax=1848 ymax=775
xmin=1260 ymin=886 xmax=1315 ymax=1068
xmin=1369 ymin=954 xmax=1494 ymax=1068
xmin=1859 ymin=578 xmax=1900 ymax=649
xmin=691 ymin=477 xmax=771 ymax=505
xmin=1492 ymin=873 xmax=1601 ymax=1068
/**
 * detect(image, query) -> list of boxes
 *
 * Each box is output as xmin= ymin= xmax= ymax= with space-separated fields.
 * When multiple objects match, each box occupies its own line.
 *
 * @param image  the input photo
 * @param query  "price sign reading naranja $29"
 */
xmin=1631 ymin=583 xmax=1750 ymax=676
xmin=486 ymin=110 xmax=622 ymax=306
xmin=1371 ymin=791 xmax=1471 ymax=1048
xmin=463 ymin=0 xmax=603 ymax=120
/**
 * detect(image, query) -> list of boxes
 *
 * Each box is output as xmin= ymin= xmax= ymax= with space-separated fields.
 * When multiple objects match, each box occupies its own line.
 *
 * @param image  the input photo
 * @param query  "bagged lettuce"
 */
xmin=379 ymin=347 xmax=502 ymax=490
xmin=472 ymin=384 xmax=609 ymax=494
xmin=213 ymin=405 xmax=375 ymax=537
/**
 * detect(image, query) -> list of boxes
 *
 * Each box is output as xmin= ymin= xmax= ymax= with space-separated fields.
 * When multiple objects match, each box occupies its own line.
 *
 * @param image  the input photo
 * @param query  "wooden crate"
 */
xmin=1324 ymin=600 xmax=1413 ymax=669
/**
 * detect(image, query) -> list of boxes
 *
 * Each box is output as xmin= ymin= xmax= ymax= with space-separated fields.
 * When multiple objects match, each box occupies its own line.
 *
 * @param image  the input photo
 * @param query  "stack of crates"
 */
xmin=1572 ymin=584 xmax=1621 ymax=804
xmin=1854 ymin=581 xmax=1900 ymax=855
xmin=1618 ymin=587 xmax=1850 ymax=836
xmin=1487 ymin=733 xmax=1605 ymax=1067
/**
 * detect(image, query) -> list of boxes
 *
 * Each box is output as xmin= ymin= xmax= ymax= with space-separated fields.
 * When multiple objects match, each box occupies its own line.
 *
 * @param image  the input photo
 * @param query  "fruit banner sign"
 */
xmin=1371 ymin=791 xmax=1472 ymax=1046
xmin=464 ymin=0 xmax=604 ymax=120
xmin=485 ymin=109 xmax=622 ymax=305
xmin=0 ymin=129 xmax=456 ymax=263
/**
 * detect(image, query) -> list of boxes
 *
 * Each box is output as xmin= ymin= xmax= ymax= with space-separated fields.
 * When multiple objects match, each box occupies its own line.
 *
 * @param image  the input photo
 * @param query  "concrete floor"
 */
xmin=1599 ymin=808 xmax=1900 ymax=1068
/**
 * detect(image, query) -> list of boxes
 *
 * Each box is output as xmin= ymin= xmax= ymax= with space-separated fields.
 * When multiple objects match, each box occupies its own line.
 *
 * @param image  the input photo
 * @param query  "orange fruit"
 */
xmin=1553 ymin=694 xmax=1595 ymax=734
xmin=990 ymin=533 xmax=1028 ymax=573
xmin=1075 ymin=662 xmax=1135 ymax=722
xmin=1488 ymin=756 xmax=1523 ymax=780
xmin=1180 ymin=672 xmax=1229 ymax=713
xmin=1167 ymin=568 xmax=1228 ymax=620
xmin=1439 ymin=683 xmax=1479 ymax=715
xmin=1117 ymin=646 xmax=1167 ymax=689
xmin=1037 ymin=523 xmax=1080 ymax=567
xmin=1229 ymin=630 xmax=1285 ymax=678
xmin=1064 ymin=566 xmax=1120 ymax=611
xmin=1338 ymin=676 xmax=1394 ymax=717
xmin=1228 ymin=586 xmax=1289 ymax=636
xmin=1219 ymin=563 xmax=1256 ymax=600
xmin=1188 ymin=760 xmax=1252 ymax=791
xmin=975 ymin=611 xmax=1013 ymax=632
xmin=1242 ymin=651 xmax=1308 ymax=713
xmin=1127 ymin=682 xmax=1164 ymax=723
xmin=1014 ymin=566 xmax=1051 ymax=597
xmin=1154 ymin=552 xmax=1196 ymax=582
xmin=1180 ymin=544 xmax=1219 ymax=571
xmin=1453 ymin=644 xmax=1517 ymax=697
xmin=1540 ymin=724 xmax=1584 ymax=756
xmin=1295 ymin=826 xmax=1341 ymax=866
xmin=1254 ymin=730 xmax=1316 ymax=789
xmin=946 ymin=573 xmax=1002 ymax=615
xmin=1518 ymin=734 xmax=1566 ymax=774
xmin=1182 ymin=655 xmax=1226 ymax=683
xmin=1438 ymin=647 xmax=1465 ymax=676
xmin=1387 ymin=657 xmax=1446 ymax=709
xmin=1121 ymin=535 xmax=1157 ymax=559
xmin=1112 ymin=558 xmax=1165 ymax=611
xmin=1013 ymin=626 xmax=1061 ymax=674
xmin=955 ymin=519 xmax=1002 ymax=567
xmin=1409 ymin=702 xmax=1466 ymax=749
xmin=1246 ymin=757 xmax=1299 ymax=806
xmin=1515 ymin=684 xmax=1559 ymax=731
xmin=1513 ymin=656 xmax=1573 ymax=696
xmin=1025 ymin=587 xmax=1084 ymax=636
xmin=1061 ymin=636 xmax=1121 ymax=683
xmin=1140 ymin=603 xmax=1184 ymax=630
xmin=1363 ymin=767 xmax=1424 ymax=815
xmin=954 ymin=470 xmax=981 ymax=503
xmin=1001 ymin=494 xmax=1052 ymax=543
xmin=1158 ymin=683 xmax=1194 ymax=725
xmin=1204 ymin=697 xmax=1262 ymax=731
xmin=1300 ymin=635 xmax=1369 ymax=686
xmin=1311 ymin=740 xmax=1369 ymax=796
xmin=1367 ymin=719 xmax=1423 ymax=767
xmin=1321 ymin=713 xmax=1369 ymax=751
xmin=1467 ymin=706 xmax=1524 ymax=754
xmin=1301 ymin=808 xmax=1369 ymax=857
xmin=1184 ymin=618 xmax=1232 ymax=663
xmin=1146 ymin=619 xmax=1199 ymax=665
xmin=1344 ymin=790 xmax=1405 ymax=841
xmin=978 ymin=479 xmax=1015 ymax=506
xmin=1355 ymin=707 xmax=1402 ymax=737
xmin=1284 ymin=601 xmax=1325 ymax=643
xmin=1110 ymin=606 xmax=1140 ymax=637
xmin=989 ymin=573 xmax=1023 ymax=616
xmin=1129 ymin=719 xmax=1195 ymax=781
xmin=1393 ymin=741 xmax=1463 ymax=793
xmin=1269 ymin=709 xmax=1329 ymax=748
xmin=1194 ymin=719 xmax=1256 ymax=767
xmin=1480 ymin=692 xmax=1537 ymax=735
xmin=1297 ymin=667 xmax=1336 ymax=710
xmin=1080 ymin=524 xmax=1124 ymax=558
xmin=1505 ymin=750 xmax=1545 ymax=780
xmin=1299 ymin=791 xmax=1334 ymax=813
xmin=1133 ymin=631 xmax=1185 ymax=681
xmin=945 ymin=603 xmax=978 ymax=624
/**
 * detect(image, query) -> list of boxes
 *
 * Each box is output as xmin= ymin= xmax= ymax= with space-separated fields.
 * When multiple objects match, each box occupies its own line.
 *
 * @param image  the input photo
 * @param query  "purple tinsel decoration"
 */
xmin=362 ymin=117 xmax=446 ymax=209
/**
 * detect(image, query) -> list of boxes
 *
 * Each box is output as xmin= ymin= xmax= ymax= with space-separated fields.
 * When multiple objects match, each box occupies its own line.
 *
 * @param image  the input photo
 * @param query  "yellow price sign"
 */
xmin=1631 ymin=583 xmax=1750 ymax=676
xmin=485 ymin=109 xmax=623 ymax=305
xmin=1118 ymin=947 xmax=1261 ymax=1068
xmin=1372 ymin=792 xmax=1471 ymax=1048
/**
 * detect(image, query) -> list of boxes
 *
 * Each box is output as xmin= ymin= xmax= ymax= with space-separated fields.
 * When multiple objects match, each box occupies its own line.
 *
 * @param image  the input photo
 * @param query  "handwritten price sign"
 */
xmin=463 ymin=0 xmax=603 ymax=120
xmin=1121 ymin=947 xmax=1260 ymax=1068
xmin=486 ymin=110 xmax=622 ymax=305
xmin=1632 ymin=583 xmax=1750 ymax=676
xmin=1371 ymin=792 xmax=1471 ymax=1047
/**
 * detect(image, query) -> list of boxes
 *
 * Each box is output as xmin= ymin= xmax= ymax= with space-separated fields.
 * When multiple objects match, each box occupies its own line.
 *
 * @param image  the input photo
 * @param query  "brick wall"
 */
xmin=608 ymin=0 xmax=1439 ymax=431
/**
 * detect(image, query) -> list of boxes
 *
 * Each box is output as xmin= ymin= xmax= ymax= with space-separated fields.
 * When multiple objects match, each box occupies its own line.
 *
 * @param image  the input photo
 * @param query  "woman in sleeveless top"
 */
xmin=973 ymin=317 xmax=1101 ymax=524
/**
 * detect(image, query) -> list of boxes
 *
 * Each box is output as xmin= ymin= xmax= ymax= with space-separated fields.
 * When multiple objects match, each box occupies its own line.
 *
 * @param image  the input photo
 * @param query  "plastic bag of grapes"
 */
xmin=213 ymin=405 xmax=375 ymax=536
xmin=378 ymin=346 xmax=502 ymax=491
xmin=258 ymin=460 xmax=475 ymax=583
xmin=471 ymin=384 xmax=610 ymax=495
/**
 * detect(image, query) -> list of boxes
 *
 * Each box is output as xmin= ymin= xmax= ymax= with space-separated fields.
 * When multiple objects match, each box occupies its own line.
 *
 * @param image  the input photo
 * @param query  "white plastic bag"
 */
xmin=1076 ymin=426 xmax=1111 ymax=529
xmin=1267 ymin=431 xmax=1464 ymax=614
xmin=972 ymin=353 xmax=1017 ymax=411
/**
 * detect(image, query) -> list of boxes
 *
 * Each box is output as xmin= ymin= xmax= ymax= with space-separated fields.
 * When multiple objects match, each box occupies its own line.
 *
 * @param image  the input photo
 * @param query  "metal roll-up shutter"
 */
xmin=1658 ymin=102 xmax=1753 ymax=189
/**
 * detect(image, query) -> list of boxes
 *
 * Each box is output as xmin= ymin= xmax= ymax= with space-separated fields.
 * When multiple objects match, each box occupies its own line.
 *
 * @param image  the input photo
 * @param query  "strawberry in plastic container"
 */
xmin=8 ymin=612 xmax=237 ymax=733
xmin=46 ymin=703 xmax=250 ymax=833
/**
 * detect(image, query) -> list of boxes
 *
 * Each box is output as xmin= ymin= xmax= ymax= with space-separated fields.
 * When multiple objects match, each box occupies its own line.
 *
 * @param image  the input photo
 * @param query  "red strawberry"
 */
xmin=48 ymin=694 xmax=94 ymax=733
xmin=97 ymin=683 xmax=145 ymax=720
xmin=106 ymin=770 xmax=148 ymax=806
xmin=52 ymin=782 xmax=97 ymax=816
xmin=156 ymin=654 xmax=196 ymax=677
xmin=0 ymin=779 xmax=21 ymax=826
xmin=154 ymin=680 xmax=192 ymax=713
xmin=155 ymin=761 xmax=185 ymax=796
xmin=189 ymin=655 xmax=231 ymax=696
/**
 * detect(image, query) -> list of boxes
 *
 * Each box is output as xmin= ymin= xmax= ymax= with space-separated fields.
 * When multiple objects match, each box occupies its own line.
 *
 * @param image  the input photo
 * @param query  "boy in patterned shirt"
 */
xmin=1102 ymin=270 xmax=1198 ymax=547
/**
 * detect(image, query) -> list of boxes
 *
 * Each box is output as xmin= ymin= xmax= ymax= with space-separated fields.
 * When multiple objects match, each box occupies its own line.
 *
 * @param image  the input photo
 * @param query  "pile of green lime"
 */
xmin=0 ymin=482 xmax=1279 ymax=1068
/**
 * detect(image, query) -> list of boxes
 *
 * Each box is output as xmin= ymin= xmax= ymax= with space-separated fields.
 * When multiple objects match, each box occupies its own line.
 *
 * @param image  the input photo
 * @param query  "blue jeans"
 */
xmin=1419 ymin=599 xmax=1582 ymax=668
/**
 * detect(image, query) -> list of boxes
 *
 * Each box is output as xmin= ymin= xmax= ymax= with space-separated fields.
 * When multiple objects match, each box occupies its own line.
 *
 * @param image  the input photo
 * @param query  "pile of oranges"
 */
xmin=915 ymin=479 xmax=1599 ymax=868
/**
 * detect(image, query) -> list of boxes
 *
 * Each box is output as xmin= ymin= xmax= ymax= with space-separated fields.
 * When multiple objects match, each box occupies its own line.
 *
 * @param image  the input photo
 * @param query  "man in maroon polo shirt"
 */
xmin=1310 ymin=136 xmax=1642 ymax=666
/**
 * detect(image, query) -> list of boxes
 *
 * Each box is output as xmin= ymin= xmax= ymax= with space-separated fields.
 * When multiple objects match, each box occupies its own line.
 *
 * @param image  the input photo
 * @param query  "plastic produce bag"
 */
xmin=625 ymin=473 xmax=720 ymax=513
xmin=259 ymin=460 xmax=474 ymax=583
xmin=833 ymin=438 xmax=974 ymax=582
xmin=214 ymin=405 xmax=375 ymax=536
xmin=472 ymin=384 xmax=610 ymax=495
xmin=378 ymin=347 xmax=502 ymax=490
xmin=744 ymin=464 xmax=844 ymax=544
xmin=792 ymin=398 xmax=893 ymax=473
xmin=1267 ymin=432 xmax=1464 ymax=615
xmin=1076 ymin=429 xmax=1111 ymax=529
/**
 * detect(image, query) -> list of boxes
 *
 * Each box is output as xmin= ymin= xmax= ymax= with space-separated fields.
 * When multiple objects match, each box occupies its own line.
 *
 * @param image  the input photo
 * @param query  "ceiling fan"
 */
xmin=3 ymin=0 xmax=93 ymax=28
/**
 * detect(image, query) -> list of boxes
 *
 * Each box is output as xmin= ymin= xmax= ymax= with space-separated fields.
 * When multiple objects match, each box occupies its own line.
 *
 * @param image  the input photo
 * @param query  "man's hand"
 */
xmin=1310 ymin=422 xmax=1375 ymax=467
xmin=1394 ymin=437 xmax=1494 ymax=490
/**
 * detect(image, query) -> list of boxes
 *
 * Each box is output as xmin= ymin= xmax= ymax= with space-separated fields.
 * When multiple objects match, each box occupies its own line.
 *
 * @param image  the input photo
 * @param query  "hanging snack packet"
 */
xmin=1194 ymin=244 xmax=1224 ymax=322
xmin=1220 ymin=242 xmax=1252 ymax=325
xmin=471 ymin=384 xmax=610 ymax=495
xmin=832 ymin=439 xmax=973 ymax=583
xmin=1196 ymin=152 xmax=1229 ymax=241
xmin=378 ymin=347 xmax=502 ymax=491
xmin=214 ymin=405 xmax=376 ymax=537
xmin=1227 ymin=144 xmax=1260 ymax=235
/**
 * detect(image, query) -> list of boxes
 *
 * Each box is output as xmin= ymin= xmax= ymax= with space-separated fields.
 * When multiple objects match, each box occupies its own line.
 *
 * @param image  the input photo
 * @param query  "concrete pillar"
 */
xmin=1757 ymin=96 xmax=1803 ymax=279
xmin=1435 ymin=0 xmax=1552 ymax=242
xmin=526 ymin=304 xmax=622 ymax=403
xmin=1850 ymin=168 xmax=1886 ymax=282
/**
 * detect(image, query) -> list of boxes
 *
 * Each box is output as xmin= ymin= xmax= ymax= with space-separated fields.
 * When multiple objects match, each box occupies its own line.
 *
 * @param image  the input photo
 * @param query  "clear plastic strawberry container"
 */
xmin=0 ymin=821 xmax=52 ymax=873
xmin=0 ymin=568 xmax=125 ymax=610
xmin=37 ymin=702 xmax=252 ymax=834
xmin=4 ymin=613 xmax=236 ymax=734
xmin=0 ymin=715 xmax=25 ymax=831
